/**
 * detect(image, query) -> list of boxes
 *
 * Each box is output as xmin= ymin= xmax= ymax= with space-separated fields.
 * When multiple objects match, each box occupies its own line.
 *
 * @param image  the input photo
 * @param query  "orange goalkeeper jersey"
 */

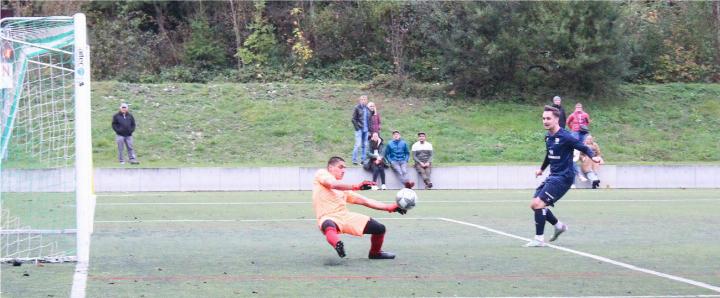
xmin=312 ymin=169 xmax=369 ymax=236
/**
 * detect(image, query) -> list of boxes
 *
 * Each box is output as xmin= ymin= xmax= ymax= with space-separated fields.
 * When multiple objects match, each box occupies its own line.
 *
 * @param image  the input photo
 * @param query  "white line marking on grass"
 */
xmin=549 ymin=199 xmax=720 ymax=203
xmin=95 ymin=189 xmax=719 ymax=197
xmin=429 ymin=199 xmax=720 ymax=203
xmin=438 ymin=217 xmax=720 ymax=293
xmin=95 ymin=192 xmax=304 ymax=198
xmin=97 ymin=202 xmax=310 ymax=205
xmin=486 ymin=295 xmax=720 ymax=298
xmin=96 ymin=198 xmax=720 ymax=206
xmin=70 ymin=261 xmax=88 ymax=298
xmin=95 ymin=217 xmax=425 ymax=223
xmin=95 ymin=218 xmax=312 ymax=223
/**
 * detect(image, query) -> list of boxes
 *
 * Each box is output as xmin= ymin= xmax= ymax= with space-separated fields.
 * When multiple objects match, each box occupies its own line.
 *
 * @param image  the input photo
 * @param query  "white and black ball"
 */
xmin=395 ymin=188 xmax=417 ymax=210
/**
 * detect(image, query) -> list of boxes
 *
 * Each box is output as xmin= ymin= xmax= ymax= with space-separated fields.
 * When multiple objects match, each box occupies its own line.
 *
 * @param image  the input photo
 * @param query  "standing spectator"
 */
xmin=384 ymin=130 xmax=415 ymax=189
xmin=351 ymin=95 xmax=370 ymax=165
xmin=112 ymin=103 xmax=139 ymax=165
xmin=551 ymin=96 xmax=567 ymax=129
xmin=566 ymin=102 xmax=591 ymax=143
xmin=367 ymin=132 xmax=387 ymax=190
xmin=367 ymin=101 xmax=381 ymax=136
xmin=580 ymin=135 xmax=604 ymax=189
xmin=411 ymin=132 xmax=433 ymax=189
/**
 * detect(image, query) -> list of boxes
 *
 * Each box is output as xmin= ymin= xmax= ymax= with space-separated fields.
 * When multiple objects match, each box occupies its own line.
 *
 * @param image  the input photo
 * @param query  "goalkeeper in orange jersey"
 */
xmin=313 ymin=156 xmax=407 ymax=259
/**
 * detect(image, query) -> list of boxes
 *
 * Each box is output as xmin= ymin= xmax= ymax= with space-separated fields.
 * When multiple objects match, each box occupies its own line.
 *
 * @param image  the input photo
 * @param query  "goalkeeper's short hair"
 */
xmin=327 ymin=156 xmax=345 ymax=167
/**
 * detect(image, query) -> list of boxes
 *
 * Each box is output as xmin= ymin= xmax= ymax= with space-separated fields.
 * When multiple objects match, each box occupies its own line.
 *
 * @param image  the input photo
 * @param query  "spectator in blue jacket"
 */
xmin=384 ymin=130 xmax=415 ymax=189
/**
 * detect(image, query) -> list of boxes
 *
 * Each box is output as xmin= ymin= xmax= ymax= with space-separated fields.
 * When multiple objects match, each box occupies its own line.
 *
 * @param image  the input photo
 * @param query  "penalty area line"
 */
xmin=491 ymin=296 xmax=720 ymax=298
xmin=95 ymin=198 xmax=720 ymax=206
xmin=438 ymin=217 xmax=720 ymax=294
xmin=95 ymin=217 xmax=425 ymax=224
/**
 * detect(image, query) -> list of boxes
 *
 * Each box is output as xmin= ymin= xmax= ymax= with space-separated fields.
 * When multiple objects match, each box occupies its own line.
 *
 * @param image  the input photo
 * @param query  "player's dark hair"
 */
xmin=417 ymin=132 xmax=426 ymax=137
xmin=544 ymin=105 xmax=561 ymax=119
xmin=327 ymin=156 xmax=345 ymax=167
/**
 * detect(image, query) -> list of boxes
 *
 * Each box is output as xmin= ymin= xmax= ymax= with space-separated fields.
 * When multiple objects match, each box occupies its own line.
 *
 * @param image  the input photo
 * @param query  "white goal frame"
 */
xmin=0 ymin=13 xmax=94 ymax=298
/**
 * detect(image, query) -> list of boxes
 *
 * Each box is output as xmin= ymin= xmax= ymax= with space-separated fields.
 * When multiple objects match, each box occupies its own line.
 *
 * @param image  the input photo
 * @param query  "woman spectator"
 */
xmin=368 ymin=102 xmax=381 ymax=136
xmin=566 ymin=103 xmax=591 ymax=143
xmin=367 ymin=132 xmax=387 ymax=190
xmin=580 ymin=135 xmax=604 ymax=189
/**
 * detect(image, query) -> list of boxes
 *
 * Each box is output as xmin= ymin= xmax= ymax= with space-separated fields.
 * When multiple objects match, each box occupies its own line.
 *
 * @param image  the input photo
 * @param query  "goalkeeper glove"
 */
xmin=352 ymin=180 xmax=376 ymax=191
xmin=386 ymin=203 xmax=407 ymax=215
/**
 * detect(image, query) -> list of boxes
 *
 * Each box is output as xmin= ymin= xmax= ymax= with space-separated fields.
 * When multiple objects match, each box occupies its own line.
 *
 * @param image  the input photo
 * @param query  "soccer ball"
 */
xmin=395 ymin=188 xmax=417 ymax=210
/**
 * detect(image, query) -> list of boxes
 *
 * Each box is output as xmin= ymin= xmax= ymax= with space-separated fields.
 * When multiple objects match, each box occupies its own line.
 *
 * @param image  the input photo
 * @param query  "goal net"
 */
xmin=0 ymin=13 xmax=93 ymax=271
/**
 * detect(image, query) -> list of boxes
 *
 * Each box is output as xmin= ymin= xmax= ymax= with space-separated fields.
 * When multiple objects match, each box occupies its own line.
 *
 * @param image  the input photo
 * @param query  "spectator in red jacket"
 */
xmin=566 ymin=103 xmax=591 ymax=143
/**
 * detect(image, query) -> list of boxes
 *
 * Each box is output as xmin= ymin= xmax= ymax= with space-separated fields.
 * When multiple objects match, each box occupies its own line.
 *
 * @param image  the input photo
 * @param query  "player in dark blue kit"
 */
xmin=525 ymin=106 xmax=602 ymax=247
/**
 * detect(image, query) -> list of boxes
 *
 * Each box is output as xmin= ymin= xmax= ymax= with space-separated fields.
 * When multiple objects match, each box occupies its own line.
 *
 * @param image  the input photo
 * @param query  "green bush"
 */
xmin=184 ymin=18 xmax=228 ymax=70
xmin=160 ymin=66 xmax=202 ymax=83
xmin=364 ymin=74 xmax=448 ymax=98
xmin=158 ymin=66 xmax=233 ymax=83
xmin=305 ymin=59 xmax=392 ymax=81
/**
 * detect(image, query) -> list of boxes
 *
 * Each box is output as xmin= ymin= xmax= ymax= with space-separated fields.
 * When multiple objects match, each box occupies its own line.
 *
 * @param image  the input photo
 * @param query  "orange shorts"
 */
xmin=318 ymin=211 xmax=370 ymax=237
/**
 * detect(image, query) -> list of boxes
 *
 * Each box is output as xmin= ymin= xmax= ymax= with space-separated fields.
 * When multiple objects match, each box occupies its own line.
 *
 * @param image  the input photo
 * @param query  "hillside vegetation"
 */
xmin=91 ymin=82 xmax=720 ymax=167
xmin=10 ymin=2 xmax=720 ymax=96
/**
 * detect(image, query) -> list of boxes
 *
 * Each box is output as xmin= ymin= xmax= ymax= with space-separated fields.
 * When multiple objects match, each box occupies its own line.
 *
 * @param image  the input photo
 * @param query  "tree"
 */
xmin=372 ymin=3 xmax=414 ymax=78
xmin=237 ymin=0 xmax=278 ymax=67
xmin=184 ymin=17 xmax=228 ymax=70
xmin=152 ymin=1 xmax=180 ymax=65
xmin=289 ymin=7 xmax=313 ymax=74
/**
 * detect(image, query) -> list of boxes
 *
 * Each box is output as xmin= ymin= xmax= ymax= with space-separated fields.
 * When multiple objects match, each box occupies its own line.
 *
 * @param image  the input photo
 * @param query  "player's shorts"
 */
xmin=318 ymin=211 xmax=370 ymax=236
xmin=533 ymin=176 xmax=573 ymax=206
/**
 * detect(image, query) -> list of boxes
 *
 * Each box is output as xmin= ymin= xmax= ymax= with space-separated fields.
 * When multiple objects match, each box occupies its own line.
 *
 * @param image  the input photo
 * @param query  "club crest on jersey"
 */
xmin=549 ymin=149 xmax=554 ymax=155
xmin=555 ymin=138 xmax=560 ymax=144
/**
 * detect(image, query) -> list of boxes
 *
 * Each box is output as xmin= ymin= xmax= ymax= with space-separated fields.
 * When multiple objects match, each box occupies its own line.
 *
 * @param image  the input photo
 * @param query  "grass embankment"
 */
xmin=91 ymin=82 xmax=720 ymax=167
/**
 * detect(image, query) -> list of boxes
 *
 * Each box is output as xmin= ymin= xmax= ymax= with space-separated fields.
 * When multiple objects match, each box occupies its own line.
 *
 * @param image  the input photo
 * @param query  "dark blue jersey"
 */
xmin=540 ymin=128 xmax=595 ymax=180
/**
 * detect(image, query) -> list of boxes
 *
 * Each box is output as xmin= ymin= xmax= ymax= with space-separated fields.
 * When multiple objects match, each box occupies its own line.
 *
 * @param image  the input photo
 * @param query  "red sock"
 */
xmin=370 ymin=233 xmax=385 ymax=255
xmin=324 ymin=227 xmax=340 ymax=247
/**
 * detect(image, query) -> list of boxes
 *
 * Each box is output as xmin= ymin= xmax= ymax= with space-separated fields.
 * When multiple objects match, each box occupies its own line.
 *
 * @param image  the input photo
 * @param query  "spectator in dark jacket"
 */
xmin=552 ymin=96 xmax=567 ymax=129
xmin=351 ymin=95 xmax=370 ymax=165
xmin=112 ymin=103 xmax=139 ymax=165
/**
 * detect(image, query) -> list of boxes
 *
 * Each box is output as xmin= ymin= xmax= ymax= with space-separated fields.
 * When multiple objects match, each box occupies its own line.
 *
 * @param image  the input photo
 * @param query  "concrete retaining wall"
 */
xmin=3 ymin=165 xmax=719 ymax=192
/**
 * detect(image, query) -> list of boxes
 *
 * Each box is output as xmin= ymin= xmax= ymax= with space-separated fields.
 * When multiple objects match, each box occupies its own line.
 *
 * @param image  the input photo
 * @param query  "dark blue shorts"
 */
xmin=533 ymin=176 xmax=573 ymax=206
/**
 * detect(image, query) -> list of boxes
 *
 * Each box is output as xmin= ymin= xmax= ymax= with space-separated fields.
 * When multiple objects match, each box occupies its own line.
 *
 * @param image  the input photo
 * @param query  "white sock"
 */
xmin=534 ymin=235 xmax=544 ymax=242
xmin=555 ymin=222 xmax=564 ymax=229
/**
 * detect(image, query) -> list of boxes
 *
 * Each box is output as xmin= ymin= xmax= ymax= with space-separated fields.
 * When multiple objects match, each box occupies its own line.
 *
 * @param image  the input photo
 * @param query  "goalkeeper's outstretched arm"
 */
xmin=348 ymin=193 xmax=399 ymax=212
xmin=318 ymin=179 xmax=375 ymax=191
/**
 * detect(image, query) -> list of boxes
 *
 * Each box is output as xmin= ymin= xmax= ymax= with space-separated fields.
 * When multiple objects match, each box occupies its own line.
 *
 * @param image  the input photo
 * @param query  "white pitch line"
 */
xmin=94 ymin=189 xmax=720 ymax=197
xmin=95 ymin=218 xmax=311 ymax=223
xmin=70 ymin=260 xmax=88 ymax=298
xmin=438 ymin=217 xmax=720 ymax=294
xmin=97 ymin=202 xmax=310 ymax=205
xmin=96 ymin=198 xmax=720 ymax=206
xmin=95 ymin=217 xmax=424 ymax=223
xmin=485 ymin=295 xmax=720 ymax=298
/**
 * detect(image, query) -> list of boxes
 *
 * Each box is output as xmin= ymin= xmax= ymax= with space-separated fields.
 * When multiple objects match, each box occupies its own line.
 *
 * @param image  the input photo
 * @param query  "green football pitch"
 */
xmin=2 ymin=189 xmax=720 ymax=297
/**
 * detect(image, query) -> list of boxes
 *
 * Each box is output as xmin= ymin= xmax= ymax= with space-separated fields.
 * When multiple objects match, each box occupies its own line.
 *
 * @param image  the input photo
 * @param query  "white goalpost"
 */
xmin=0 ymin=13 xmax=94 ymax=297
